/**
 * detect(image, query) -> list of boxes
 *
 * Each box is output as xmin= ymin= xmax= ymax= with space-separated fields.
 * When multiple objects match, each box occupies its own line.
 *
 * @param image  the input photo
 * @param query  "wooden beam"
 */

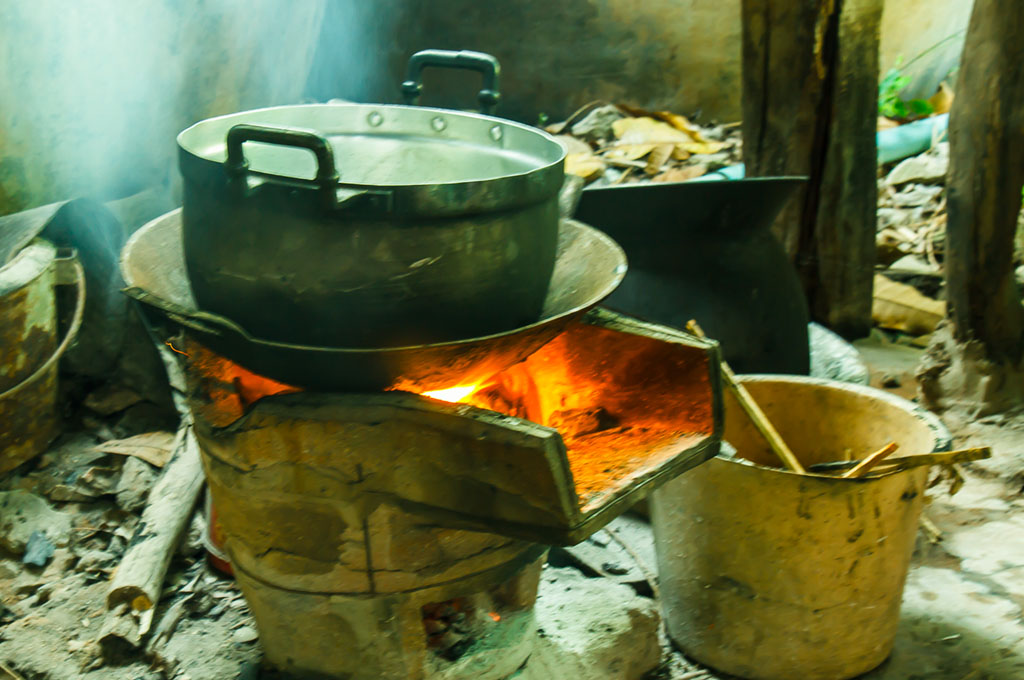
xmin=945 ymin=0 xmax=1024 ymax=364
xmin=741 ymin=0 xmax=882 ymax=337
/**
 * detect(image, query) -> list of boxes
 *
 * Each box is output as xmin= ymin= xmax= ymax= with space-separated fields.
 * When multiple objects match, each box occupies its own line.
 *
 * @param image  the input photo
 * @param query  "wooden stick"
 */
xmin=809 ymin=447 xmax=992 ymax=474
xmin=686 ymin=320 xmax=806 ymax=474
xmin=98 ymin=604 xmax=154 ymax=656
xmin=920 ymin=514 xmax=943 ymax=543
xmin=107 ymin=421 xmax=204 ymax=612
xmin=0 ymin=660 xmax=27 ymax=680
xmin=841 ymin=442 xmax=900 ymax=478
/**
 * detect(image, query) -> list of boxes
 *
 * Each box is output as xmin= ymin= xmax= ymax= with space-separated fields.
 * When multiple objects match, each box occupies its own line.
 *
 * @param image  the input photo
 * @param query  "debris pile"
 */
xmin=870 ymin=135 xmax=1024 ymax=346
xmin=0 ymin=389 xmax=260 ymax=680
xmin=546 ymin=103 xmax=742 ymax=186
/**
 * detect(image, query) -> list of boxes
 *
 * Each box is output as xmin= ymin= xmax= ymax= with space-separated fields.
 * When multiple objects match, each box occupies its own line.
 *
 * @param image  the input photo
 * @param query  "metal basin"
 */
xmin=121 ymin=209 xmax=626 ymax=392
xmin=576 ymin=177 xmax=810 ymax=374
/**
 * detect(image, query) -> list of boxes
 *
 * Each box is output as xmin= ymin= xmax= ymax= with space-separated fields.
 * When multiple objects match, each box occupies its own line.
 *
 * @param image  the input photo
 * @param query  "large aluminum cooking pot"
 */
xmin=178 ymin=95 xmax=566 ymax=348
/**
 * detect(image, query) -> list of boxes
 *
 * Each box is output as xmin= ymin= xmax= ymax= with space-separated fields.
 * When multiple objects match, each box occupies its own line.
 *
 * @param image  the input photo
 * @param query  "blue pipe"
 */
xmin=877 ymin=113 xmax=949 ymax=164
xmin=696 ymin=113 xmax=950 ymax=181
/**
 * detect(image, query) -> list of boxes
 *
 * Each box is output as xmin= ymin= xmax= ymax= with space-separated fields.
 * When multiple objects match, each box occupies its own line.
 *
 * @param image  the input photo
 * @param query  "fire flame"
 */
xmin=422 ymin=384 xmax=482 ymax=403
xmin=488 ymin=611 xmax=501 ymax=622
xmin=185 ymin=325 xmax=713 ymax=509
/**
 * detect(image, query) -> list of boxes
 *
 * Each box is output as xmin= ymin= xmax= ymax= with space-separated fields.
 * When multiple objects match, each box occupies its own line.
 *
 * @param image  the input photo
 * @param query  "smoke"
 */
xmin=0 ymin=0 xmax=333 ymax=212
xmin=304 ymin=0 xmax=397 ymax=104
xmin=0 ymin=1 xmax=396 ymax=388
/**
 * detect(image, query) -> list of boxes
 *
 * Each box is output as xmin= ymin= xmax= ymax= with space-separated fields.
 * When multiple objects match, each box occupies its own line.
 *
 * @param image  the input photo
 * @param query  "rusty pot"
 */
xmin=0 ymin=241 xmax=84 ymax=474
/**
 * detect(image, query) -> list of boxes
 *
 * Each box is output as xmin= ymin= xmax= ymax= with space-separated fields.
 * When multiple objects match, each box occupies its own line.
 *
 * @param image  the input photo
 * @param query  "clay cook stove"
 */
xmin=121 ymin=211 xmax=722 ymax=680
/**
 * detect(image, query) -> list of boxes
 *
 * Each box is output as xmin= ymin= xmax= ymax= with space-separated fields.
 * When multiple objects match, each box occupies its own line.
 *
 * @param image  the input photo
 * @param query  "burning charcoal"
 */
xmin=547 ymin=407 xmax=620 ymax=438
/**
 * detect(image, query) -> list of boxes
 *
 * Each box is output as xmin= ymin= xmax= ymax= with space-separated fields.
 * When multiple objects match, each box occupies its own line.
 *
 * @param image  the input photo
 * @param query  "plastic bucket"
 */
xmin=650 ymin=375 xmax=951 ymax=680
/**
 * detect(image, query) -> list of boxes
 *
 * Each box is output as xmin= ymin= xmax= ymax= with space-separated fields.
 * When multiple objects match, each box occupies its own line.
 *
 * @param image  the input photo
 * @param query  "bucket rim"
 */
xmin=718 ymin=373 xmax=952 ymax=481
xmin=0 ymin=239 xmax=55 ymax=297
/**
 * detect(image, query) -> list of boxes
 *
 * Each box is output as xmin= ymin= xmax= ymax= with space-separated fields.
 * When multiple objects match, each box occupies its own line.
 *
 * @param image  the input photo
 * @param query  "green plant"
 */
xmin=879 ymin=57 xmax=935 ymax=119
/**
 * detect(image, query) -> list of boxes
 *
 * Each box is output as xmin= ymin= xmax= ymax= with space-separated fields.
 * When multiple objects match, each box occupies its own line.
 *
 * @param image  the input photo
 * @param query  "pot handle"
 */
xmin=401 ymin=49 xmax=501 ymax=115
xmin=225 ymin=123 xmax=339 ymax=187
xmin=224 ymin=124 xmax=394 ymax=213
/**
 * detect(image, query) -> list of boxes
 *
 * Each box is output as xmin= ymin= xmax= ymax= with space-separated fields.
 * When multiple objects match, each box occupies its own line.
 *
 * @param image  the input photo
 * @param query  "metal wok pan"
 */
xmin=121 ymin=209 xmax=626 ymax=392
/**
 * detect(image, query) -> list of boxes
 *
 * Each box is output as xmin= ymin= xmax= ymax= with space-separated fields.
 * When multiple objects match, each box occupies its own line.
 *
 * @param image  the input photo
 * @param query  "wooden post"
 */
xmin=945 ymin=0 xmax=1024 ymax=364
xmin=741 ymin=0 xmax=882 ymax=338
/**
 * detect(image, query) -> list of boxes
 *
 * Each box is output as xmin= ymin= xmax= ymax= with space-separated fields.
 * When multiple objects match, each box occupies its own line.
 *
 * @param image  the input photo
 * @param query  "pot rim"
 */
xmin=177 ymin=102 xmax=566 ymax=189
xmin=0 ymin=239 xmax=55 ymax=297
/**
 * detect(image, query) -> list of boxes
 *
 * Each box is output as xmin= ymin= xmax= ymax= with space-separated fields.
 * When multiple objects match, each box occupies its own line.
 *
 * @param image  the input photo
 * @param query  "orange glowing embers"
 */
xmin=409 ymin=320 xmax=715 ymax=512
xmin=183 ymin=308 xmax=720 ymax=535
xmin=183 ymin=338 xmax=300 ymax=427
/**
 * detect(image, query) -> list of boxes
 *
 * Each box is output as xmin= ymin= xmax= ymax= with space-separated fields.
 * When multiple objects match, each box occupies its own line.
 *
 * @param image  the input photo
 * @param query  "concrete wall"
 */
xmin=0 ymin=0 xmax=326 ymax=215
xmin=342 ymin=0 xmax=972 ymax=124
xmin=880 ymin=0 xmax=974 ymax=99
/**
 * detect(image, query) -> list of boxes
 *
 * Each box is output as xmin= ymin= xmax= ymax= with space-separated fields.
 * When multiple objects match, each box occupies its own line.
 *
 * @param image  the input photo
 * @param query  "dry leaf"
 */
xmin=872 ymin=274 xmax=945 ymax=335
xmin=96 ymin=431 xmax=177 ymax=468
xmin=653 ymin=111 xmax=706 ymax=141
xmin=645 ymin=144 xmax=674 ymax=175
xmin=555 ymin=134 xmax=594 ymax=156
xmin=614 ymin=104 xmax=707 ymax=141
xmin=607 ymin=118 xmax=706 ymax=161
xmin=927 ymin=82 xmax=954 ymax=116
xmin=615 ymin=103 xmax=664 ymax=119
xmin=653 ymin=165 xmax=708 ymax=183
xmin=679 ymin=141 xmax=728 ymax=155
xmin=603 ymin=143 xmax=656 ymax=161
xmin=565 ymin=152 xmax=606 ymax=182
xmin=671 ymin=146 xmax=692 ymax=162
xmin=612 ymin=117 xmax=694 ymax=145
